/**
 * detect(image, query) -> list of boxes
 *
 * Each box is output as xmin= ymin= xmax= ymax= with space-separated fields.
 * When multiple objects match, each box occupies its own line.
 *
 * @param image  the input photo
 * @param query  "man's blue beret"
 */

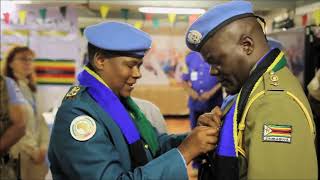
xmin=186 ymin=1 xmax=254 ymax=51
xmin=267 ymin=37 xmax=283 ymax=50
xmin=84 ymin=21 xmax=152 ymax=57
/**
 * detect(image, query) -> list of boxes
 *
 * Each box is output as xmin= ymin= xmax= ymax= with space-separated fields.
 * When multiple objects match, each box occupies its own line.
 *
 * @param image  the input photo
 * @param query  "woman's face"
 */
xmin=99 ymin=56 xmax=143 ymax=98
xmin=10 ymin=51 xmax=34 ymax=79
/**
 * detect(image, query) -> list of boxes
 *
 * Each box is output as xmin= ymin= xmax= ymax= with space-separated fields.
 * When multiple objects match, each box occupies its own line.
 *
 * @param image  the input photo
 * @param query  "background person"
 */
xmin=4 ymin=46 xmax=49 ymax=180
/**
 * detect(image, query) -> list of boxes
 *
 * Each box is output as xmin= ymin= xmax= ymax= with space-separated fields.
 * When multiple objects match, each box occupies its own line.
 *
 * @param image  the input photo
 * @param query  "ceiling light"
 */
xmin=2 ymin=0 xmax=32 ymax=4
xmin=139 ymin=7 xmax=205 ymax=15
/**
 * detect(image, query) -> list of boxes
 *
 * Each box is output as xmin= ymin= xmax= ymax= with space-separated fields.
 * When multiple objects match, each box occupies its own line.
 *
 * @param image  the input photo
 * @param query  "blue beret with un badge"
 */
xmin=84 ymin=21 xmax=152 ymax=57
xmin=186 ymin=1 xmax=254 ymax=51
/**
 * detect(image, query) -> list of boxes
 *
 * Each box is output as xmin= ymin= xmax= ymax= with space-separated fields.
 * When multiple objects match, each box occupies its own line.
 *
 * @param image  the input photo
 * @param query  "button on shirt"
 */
xmin=182 ymin=51 xmax=223 ymax=111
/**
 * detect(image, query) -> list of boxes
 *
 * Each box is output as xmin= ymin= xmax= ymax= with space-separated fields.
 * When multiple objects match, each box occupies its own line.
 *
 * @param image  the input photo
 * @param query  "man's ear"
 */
xmin=93 ymin=53 xmax=105 ymax=70
xmin=239 ymin=35 xmax=254 ymax=55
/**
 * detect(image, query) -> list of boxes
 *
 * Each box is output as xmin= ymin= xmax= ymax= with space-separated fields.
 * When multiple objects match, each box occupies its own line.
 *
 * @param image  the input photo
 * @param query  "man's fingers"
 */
xmin=205 ymin=136 xmax=218 ymax=145
xmin=203 ymin=144 xmax=217 ymax=153
xmin=204 ymin=127 xmax=219 ymax=135
xmin=212 ymin=113 xmax=222 ymax=127
xmin=212 ymin=106 xmax=223 ymax=117
xmin=198 ymin=114 xmax=219 ymax=128
xmin=198 ymin=112 xmax=222 ymax=128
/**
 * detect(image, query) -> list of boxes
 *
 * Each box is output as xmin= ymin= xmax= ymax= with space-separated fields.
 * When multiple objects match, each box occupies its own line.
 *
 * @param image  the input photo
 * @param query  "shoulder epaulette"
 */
xmin=263 ymin=71 xmax=284 ymax=92
xmin=64 ymin=86 xmax=82 ymax=100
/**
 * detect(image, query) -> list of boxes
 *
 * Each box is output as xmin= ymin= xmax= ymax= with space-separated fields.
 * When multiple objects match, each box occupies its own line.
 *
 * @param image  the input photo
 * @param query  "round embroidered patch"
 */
xmin=70 ymin=115 xmax=96 ymax=141
xmin=187 ymin=30 xmax=202 ymax=45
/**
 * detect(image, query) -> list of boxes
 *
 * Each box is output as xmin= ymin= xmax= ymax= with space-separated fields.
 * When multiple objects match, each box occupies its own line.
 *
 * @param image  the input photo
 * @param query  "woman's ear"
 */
xmin=240 ymin=35 xmax=254 ymax=55
xmin=93 ymin=53 xmax=105 ymax=70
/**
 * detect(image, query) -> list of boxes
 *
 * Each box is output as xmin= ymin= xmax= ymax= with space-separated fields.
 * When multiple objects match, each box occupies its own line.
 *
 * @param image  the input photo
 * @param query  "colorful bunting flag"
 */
xmin=59 ymin=6 xmax=67 ymax=18
xmin=121 ymin=8 xmax=129 ymax=21
xmin=100 ymin=5 xmax=109 ymax=19
xmin=313 ymin=9 xmax=320 ymax=26
xmin=134 ymin=21 xmax=143 ymax=29
xmin=302 ymin=14 xmax=308 ymax=26
xmin=168 ymin=13 xmax=176 ymax=25
xmin=178 ymin=15 xmax=188 ymax=22
xmin=146 ymin=13 xmax=152 ymax=21
xmin=18 ymin=10 xmax=27 ymax=25
xmin=152 ymin=18 xmax=159 ymax=29
xmin=39 ymin=8 xmax=47 ymax=22
xmin=3 ymin=12 xmax=10 ymax=24
xmin=189 ymin=15 xmax=198 ymax=25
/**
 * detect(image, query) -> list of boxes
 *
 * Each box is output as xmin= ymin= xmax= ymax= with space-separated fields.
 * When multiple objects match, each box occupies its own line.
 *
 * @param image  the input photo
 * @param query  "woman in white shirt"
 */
xmin=4 ymin=46 xmax=49 ymax=180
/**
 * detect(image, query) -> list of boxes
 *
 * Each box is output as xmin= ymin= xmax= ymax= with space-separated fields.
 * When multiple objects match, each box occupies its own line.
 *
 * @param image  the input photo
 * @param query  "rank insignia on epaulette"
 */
xmin=263 ymin=124 xmax=292 ymax=143
xmin=65 ymin=86 xmax=80 ymax=99
xmin=269 ymin=72 xmax=279 ymax=86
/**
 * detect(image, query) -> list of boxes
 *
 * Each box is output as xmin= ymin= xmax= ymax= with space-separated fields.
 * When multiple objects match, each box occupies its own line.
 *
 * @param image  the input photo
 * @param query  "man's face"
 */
xmin=200 ymin=34 xmax=251 ymax=95
xmin=99 ymin=56 xmax=143 ymax=97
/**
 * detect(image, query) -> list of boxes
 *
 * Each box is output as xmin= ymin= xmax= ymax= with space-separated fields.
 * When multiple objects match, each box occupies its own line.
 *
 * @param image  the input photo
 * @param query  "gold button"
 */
xmin=144 ymin=144 xmax=149 ymax=149
xmin=270 ymin=74 xmax=279 ymax=82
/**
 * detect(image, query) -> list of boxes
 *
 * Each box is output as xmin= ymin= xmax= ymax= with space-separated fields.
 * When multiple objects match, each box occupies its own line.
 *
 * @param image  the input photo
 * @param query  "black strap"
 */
xmin=237 ymin=48 xmax=281 ymax=124
xmin=128 ymin=139 xmax=149 ymax=168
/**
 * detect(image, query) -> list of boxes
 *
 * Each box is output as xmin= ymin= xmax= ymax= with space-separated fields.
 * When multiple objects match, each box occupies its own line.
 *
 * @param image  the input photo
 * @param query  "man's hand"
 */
xmin=178 ymin=126 xmax=219 ymax=164
xmin=197 ymin=106 xmax=222 ymax=129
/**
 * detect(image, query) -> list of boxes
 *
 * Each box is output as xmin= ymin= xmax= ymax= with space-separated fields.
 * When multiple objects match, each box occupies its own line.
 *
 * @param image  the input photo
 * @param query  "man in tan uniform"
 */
xmin=186 ymin=1 xmax=318 ymax=179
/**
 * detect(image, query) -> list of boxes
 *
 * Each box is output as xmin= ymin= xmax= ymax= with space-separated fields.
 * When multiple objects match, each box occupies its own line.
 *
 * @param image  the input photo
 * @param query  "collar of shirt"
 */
xmin=249 ymin=48 xmax=275 ymax=75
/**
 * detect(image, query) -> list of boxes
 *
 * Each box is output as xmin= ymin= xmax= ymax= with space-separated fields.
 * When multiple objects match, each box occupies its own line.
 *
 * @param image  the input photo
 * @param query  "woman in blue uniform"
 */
xmin=48 ymin=21 xmax=220 ymax=180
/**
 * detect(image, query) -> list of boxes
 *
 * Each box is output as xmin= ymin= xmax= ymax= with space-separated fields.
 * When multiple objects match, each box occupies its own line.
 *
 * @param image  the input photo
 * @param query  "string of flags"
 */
xmin=97 ymin=5 xmax=200 ymax=29
xmin=4 ymin=5 xmax=319 ymax=29
xmin=2 ymin=5 xmax=199 ymax=29
xmin=2 ymin=6 xmax=68 ymax=25
xmin=301 ymin=9 xmax=320 ymax=26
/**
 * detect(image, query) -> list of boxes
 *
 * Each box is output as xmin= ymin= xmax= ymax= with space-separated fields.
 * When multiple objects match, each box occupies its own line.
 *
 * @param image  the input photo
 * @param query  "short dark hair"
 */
xmin=87 ymin=43 xmax=118 ymax=70
xmin=87 ymin=43 xmax=115 ymax=64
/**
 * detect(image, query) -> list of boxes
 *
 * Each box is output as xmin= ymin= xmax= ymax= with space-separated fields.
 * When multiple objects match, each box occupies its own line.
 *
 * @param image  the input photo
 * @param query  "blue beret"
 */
xmin=186 ymin=1 xmax=254 ymax=51
xmin=84 ymin=21 xmax=152 ymax=57
xmin=267 ymin=37 xmax=283 ymax=50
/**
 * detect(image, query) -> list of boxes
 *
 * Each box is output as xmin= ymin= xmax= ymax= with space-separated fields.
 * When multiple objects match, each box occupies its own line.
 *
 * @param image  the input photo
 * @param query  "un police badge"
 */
xmin=187 ymin=30 xmax=202 ymax=45
xmin=70 ymin=115 xmax=96 ymax=141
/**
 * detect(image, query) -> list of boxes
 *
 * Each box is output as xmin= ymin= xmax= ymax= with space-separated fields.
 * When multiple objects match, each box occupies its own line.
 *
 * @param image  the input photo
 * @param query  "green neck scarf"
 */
xmin=123 ymin=97 xmax=159 ymax=156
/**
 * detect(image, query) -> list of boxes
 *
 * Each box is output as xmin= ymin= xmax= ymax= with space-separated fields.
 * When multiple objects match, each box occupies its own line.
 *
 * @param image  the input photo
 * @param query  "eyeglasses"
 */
xmin=15 ymin=57 xmax=33 ymax=62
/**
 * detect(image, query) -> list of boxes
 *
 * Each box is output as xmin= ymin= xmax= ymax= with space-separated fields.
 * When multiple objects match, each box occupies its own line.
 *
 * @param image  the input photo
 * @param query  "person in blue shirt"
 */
xmin=182 ymin=51 xmax=223 ymax=130
xmin=181 ymin=51 xmax=223 ymax=169
xmin=48 ymin=21 xmax=221 ymax=180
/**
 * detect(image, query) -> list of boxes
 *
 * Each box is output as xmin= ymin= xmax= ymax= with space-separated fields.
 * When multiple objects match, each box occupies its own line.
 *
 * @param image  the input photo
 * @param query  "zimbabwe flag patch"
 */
xmin=263 ymin=124 xmax=292 ymax=143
